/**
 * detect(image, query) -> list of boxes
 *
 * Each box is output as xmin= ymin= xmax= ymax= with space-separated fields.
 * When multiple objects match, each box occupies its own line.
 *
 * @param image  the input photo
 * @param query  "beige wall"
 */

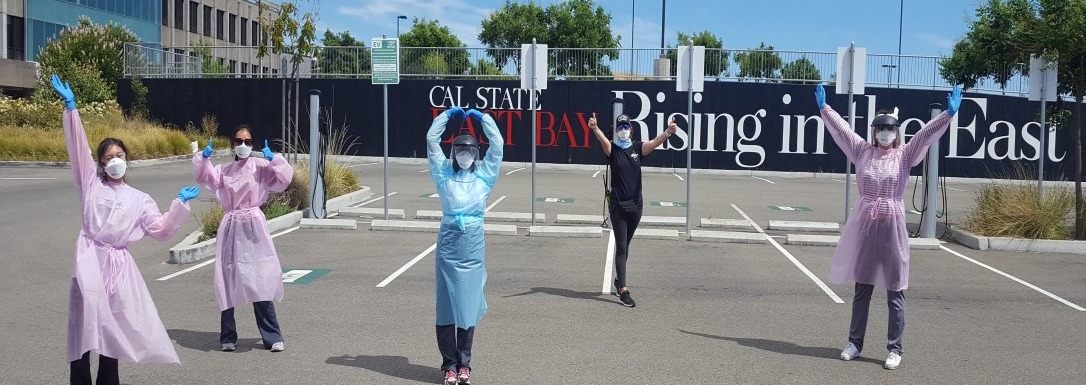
xmin=161 ymin=0 xmax=278 ymax=75
xmin=4 ymin=0 xmax=27 ymax=17
xmin=0 ymin=58 xmax=36 ymax=90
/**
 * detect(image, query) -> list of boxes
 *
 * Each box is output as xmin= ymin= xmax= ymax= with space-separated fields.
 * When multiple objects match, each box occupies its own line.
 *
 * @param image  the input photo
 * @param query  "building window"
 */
xmin=216 ymin=10 xmax=225 ymax=40
xmin=6 ymin=15 xmax=26 ymax=61
xmin=240 ymin=17 xmax=248 ymax=47
xmin=229 ymin=59 xmax=237 ymax=75
xmin=229 ymin=14 xmax=236 ymax=43
xmin=241 ymin=63 xmax=248 ymax=76
xmin=161 ymin=0 xmax=169 ymax=26
xmin=251 ymin=21 xmax=259 ymax=47
xmin=203 ymin=6 xmax=212 ymax=37
xmin=174 ymin=0 xmax=184 ymax=30
xmin=189 ymin=1 xmax=198 ymax=33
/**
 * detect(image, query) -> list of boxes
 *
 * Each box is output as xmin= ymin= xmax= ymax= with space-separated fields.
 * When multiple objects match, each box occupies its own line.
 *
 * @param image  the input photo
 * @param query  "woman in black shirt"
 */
xmin=589 ymin=113 xmax=677 ymax=307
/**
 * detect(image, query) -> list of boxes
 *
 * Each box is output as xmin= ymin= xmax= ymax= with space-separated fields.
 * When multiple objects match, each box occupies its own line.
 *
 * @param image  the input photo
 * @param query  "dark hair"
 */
xmin=96 ymin=137 xmax=129 ymax=182
xmin=234 ymin=124 xmax=252 ymax=138
xmin=875 ymin=109 xmax=895 ymax=115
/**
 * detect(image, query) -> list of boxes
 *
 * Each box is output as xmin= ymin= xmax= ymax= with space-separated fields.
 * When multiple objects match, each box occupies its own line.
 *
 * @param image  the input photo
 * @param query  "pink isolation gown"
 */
xmin=64 ymin=110 xmax=189 ymax=363
xmin=192 ymin=152 xmax=292 ymax=311
xmin=820 ymin=106 xmax=952 ymax=291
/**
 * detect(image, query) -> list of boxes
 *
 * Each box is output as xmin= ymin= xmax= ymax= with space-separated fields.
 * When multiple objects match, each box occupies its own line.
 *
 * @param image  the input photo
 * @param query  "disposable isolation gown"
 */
xmin=427 ymin=112 xmax=504 ymax=328
xmin=193 ymin=153 xmax=292 ymax=311
xmin=820 ymin=106 xmax=952 ymax=291
xmin=64 ymin=110 xmax=188 ymax=363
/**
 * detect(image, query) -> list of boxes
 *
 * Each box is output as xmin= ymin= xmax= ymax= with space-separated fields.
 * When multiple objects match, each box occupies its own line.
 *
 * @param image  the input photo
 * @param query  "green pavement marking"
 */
xmin=651 ymin=201 xmax=687 ymax=207
xmin=769 ymin=206 xmax=812 ymax=211
xmin=281 ymin=268 xmax=331 ymax=285
xmin=907 ymin=209 xmax=921 ymax=215
xmin=535 ymin=197 xmax=574 ymax=203
xmin=421 ymin=193 xmax=441 ymax=198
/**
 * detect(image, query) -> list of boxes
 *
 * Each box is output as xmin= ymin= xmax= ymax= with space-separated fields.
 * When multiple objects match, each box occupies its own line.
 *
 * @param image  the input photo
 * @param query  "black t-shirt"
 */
xmin=609 ymin=140 xmax=644 ymax=202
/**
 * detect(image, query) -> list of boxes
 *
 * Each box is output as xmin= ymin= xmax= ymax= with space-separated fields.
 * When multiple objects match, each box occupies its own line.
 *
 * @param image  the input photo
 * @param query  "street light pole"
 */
xmin=660 ymin=0 xmax=665 ymax=58
xmin=881 ymin=64 xmax=896 ymax=85
xmin=897 ymin=0 xmax=903 ymax=87
xmin=397 ymin=15 xmax=407 ymax=38
xmin=631 ymin=0 xmax=635 ymax=75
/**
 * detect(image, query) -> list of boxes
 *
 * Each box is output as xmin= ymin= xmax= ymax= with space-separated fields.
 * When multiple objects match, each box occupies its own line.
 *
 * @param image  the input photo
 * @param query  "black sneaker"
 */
xmin=612 ymin=279 xmax=620 ymax=297
xmin=618 ymin=290 xmax=636 ymax=307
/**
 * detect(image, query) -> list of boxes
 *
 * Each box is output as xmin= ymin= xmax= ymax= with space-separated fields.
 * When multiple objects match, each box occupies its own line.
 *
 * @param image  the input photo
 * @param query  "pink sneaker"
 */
xmin=443 ymin=370 xmax=458 ymax=385
xmin=457 ymin=368 xmax=471 ymax=384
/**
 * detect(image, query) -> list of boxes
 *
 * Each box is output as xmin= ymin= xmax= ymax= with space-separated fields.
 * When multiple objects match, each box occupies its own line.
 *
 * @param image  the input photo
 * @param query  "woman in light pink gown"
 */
xmin=193 ymin=125 xmax=292 ymax=352
xmin=53 ymin=75 xmax=200 ymax=385
xmin=815 ymin=83 xmax=961 ymax=370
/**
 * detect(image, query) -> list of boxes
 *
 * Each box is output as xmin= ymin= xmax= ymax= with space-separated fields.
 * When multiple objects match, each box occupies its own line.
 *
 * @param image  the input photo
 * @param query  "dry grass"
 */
xmin=964 ymin=166 xmax=1074 ymax=240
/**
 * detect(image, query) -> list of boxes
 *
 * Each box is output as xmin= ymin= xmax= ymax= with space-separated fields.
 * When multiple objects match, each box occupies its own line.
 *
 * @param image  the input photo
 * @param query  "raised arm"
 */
xmin=905 ymin=86 xmax=961 ymax=166
xmin=471 ymin=110 xmax=504 ymax=187
xmin=588 ymin=113 xmax=612 ymax=157
xmin=139 ymin=194 xmax=193 ymax=241
xmin=192 ymin=151 xmax=223 ymax=193
xmin=428 ymin=108 xmax=461 ymax=185
xmin=642 ymin=117 xmax=678 ymax=156
xmin=815 ymin=84 xmax=867 ymax=162
xmin=54 ymin=75 xmax=97 ymax=199
xmin=258 ymin=141 xmax=293 ymax=193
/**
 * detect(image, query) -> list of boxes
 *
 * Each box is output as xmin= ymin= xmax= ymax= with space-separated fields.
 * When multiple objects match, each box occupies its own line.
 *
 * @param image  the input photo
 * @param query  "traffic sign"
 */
xmin=371 ymin=38 xmax=400 ymax=85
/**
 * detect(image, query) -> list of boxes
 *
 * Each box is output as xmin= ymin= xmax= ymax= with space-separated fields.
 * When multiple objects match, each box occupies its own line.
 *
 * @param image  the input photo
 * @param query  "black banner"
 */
xmin=118 ymin=78 xmax=1074 ymax=179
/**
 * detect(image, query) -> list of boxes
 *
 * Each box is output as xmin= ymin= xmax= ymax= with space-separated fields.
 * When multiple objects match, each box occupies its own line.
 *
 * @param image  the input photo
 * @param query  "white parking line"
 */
xmin=505 ymin=167 xmax=526 ymax=175
xmin=940 ymin=245 xmax=1085 ymax=311
xmin=673 ymin=173 xmax=684 ymax=181
xmin=419 ymin=169 xmax=430 ymax=173
xmin=346 ymin=162 xmax=378 ymax=168
xmin=600 ymin=229 xmax=616 ymax=295
xmin=752 ymin=176 xmax=775 ymax=184
xmin=376 ymin=195 xmax=507 ymax=288
xmin=592 ymin=171 xmax=602 ymax=178
xmin=156 ymin=226 xmax=300 ymax=281
xmin=353 ymin=192 xmax=398 ymax=207
xmin=731 ymin=204 xmax=844 ymax=304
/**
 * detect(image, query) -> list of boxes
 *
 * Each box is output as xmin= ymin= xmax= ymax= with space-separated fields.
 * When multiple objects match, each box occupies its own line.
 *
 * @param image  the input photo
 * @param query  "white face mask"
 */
xmin=234 ymin=144 xmax=252 ymax=159
xmin=104 ymin=157 xmax=127 ymax=180
xmin=615 ymin=130 xmax=631 ymax=140
xmin=876 ymin=130 xmax=897 ymax=146
xmin=456 ymin=152 xmax=475 ymax=169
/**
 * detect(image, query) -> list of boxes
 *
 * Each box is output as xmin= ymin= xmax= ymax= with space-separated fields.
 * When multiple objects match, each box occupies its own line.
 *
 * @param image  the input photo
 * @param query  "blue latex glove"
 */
xmin=466 ymin=109 xmax=484 ymax=121
xmin=445 ymin=107 xmax=466 ymax=119
xmin=201 ymin=138 xmax=213 ymax=158
xmin=177 ymin=186 xmax=200 ymax=203
xmin=50 ymin=74 xmax=77 ymax=111
xmin=815 ymin=83 xmax=827 ymax=109
xmin=262 ymin=139 xmax=274 ymax=160
xmin=947 ymin=85 xmax=962 ymax=117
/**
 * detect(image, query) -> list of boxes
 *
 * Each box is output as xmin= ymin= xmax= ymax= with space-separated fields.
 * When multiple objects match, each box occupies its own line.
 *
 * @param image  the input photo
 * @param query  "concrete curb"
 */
xmin=370 ymin=219 xmax=518 ymax=236
xmin=640 ymin=216 xmax=687 ymax=227
xmin=528 ymin=225 xmax=602 ymax=238
xmin=324 ymin=186 xmax=373 ymax=214
xmin=555 ymin=214 xmax=606 ymax=225
xmin=767 ymin=220 xmax=840 ymax=233
xmin=167 ymin=187 xmax=369 ymax=264
xmin=633 ymin=228 xmax=679 ymax=240
xmin=699 ymin=218 xmax=754 ymax=231
xmin=947 ymin=226 xmax=989 ymax=251
xmin=338 ymin=207 xmax=405 ymax=219
xmin=948 ymin=226 xmax=1086 ymax=253
xmin=689 ymin=230 xmax=767 ymax=244
xmin=1 ymin=150 xmax=232 ymax=169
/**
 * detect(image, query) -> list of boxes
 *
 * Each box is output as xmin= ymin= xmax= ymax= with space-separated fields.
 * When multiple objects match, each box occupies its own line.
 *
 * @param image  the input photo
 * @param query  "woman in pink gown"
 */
xmin=53 ymin=75 xmax=200 ymax=385
xmin=815 ymin=83 xmax=961 ymax=370
xmin=193 ymin=125 xmax=292 ymax=352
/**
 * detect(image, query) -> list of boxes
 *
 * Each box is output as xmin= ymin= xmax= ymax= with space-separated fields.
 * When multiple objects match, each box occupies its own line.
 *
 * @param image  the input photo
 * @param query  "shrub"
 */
xmin=34 ymin=16 xmax=138 ymax=104
xmin=964 ymin=165 xmax=1074 ymax=240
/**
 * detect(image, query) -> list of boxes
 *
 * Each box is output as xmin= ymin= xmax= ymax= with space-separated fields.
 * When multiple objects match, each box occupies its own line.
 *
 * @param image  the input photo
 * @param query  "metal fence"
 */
xmin=123 ymin=44 xmax=1032 ymax=96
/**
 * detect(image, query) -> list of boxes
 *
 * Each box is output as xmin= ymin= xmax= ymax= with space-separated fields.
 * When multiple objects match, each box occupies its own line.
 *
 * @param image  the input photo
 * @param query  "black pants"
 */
xmin=221 ymin=301 xmax=283 ymax=348
xmin=70 ymin=351 xmax=118 ymax=385
xmin=436 ymin=325 xmax=475 ymax=372
xmin=609 ymin=197 xmax=643 ymax=288
xmin=849 ymin=283 xmax=906 ymax=354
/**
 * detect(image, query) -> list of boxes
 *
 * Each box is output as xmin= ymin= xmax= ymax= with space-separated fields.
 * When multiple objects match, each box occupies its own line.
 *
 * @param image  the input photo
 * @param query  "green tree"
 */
xmin=478 ymin=1 xmax=547 ymax=71
xmin=34 ymin=16 xmax=139 ymax=104
xmin=734 ymin=42 xmax=783 ymax=82
xmin=666 ymin=30 xmax=729 ymax=78
xmin=470 ymin=59 xmax=506 ymax=77
xmin=942 ymin=0 xmax=1086 ymax=238
xmin=544 ymin=0 xmax=619 ymax=78
xmin=318 ymin=29 xmax=370 ymax=77
xmin=257 ymin=0 xmax=319 ymax=156
xmin=781 ymin=56 xmax=822 ymax=84
xmin=400 ymin=18 xmax=471 ymax=76
xmin=192 ymin=39 xmax=229 ymax=78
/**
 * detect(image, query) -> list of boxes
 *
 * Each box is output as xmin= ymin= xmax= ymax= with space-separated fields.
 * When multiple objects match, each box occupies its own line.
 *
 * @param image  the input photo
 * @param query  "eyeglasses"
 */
xmin=233 ymin=138 xmax=253 ymax=146
xmin=616 ymin=122 xmax=631 ymax=131
xmin=874 ymin=125 xmax=897 ymax=132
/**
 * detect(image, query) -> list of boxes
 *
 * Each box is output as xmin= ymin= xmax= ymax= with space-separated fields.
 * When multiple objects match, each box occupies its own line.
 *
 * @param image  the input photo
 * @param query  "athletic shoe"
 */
xmin=840 ymin=343 xmax=860 ymax=361
xmin=221 ymin=343 xmax=236 ymax=352
xmin=443 ymin=370 xmax=458 ymax=385
xmin=884 ymin=351 xmax=902 ymax=370
xmin=619 ymin=290 xmax=636 ymax=307
xmin=270 ymin=342 xmax=285 ymax=352
xmin=457 ymin=368 xmax=471 ymax=384
xmin=612 ymin=279 xmax=620 ymax=297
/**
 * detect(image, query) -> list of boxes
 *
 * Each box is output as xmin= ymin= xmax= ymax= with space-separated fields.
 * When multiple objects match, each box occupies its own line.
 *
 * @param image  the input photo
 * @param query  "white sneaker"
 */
xmin=840 ymin=343 xmax=860 ymax=361
xmin=270 ymin=342 xmax=285 ymax=352
xmin=884 ymin=352 xmax=902 ymax=369
xmin=221 ymin=343 xmax=236 ymax=352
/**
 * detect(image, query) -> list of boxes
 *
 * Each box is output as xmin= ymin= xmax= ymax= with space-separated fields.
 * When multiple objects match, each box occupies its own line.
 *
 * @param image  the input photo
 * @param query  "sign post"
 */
xmin=1029 ymin=54 xmax=1058 ymax=201
xmin=372 ymin=37 xmax=400 ymax=219
xmin=677 ymin=44 xmax=704 ymax=237
xmin=521 ymin=40 xmax=548 ymax=225
xmin=836 ymin=43 xmax=866 ymax=221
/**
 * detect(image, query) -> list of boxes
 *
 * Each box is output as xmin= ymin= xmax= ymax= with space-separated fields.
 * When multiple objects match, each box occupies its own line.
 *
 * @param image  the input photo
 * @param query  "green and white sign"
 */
xmin=536 ymin=197 xmax=574 ymax=203
xmin=370 ymin=38 xmax=400 ymax=85
xmin=281 ymin=268 xmax=331 ymax=285
xmin=652 ymin=201 xmax=687 ymax=207
xmin=769 ymin=206 xmax=812 ymax=212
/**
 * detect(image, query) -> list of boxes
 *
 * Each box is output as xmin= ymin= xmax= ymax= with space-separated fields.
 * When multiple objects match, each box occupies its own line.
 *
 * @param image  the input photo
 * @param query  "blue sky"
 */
xmin=314 ymin=0 xmax=975 ymax=56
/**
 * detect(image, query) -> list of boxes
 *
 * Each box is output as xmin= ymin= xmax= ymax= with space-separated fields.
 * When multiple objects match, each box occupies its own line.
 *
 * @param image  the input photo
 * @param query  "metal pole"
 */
xmin=844 ymin=42 xmax=856 ymax=221
xmin=920 ymin=104 xmax=942 ymax=238
xmin=685 ymin=43 xmax=693 ymax=237
xmin=631 ymin=0 xmax=635 ymax=75
xmin=309 ymin=90 xmax=324 ymax=219
xmin=897 ymin=0 xmax=903 ymax=87
xmin=383 ymin=83 xmax=389 ymax=219
xmin=1039 ymin=64 xmax=1048 ymax=201
xmin=531 ymin=39 xmax=538 ymax=225
xmin=659 ymin=0 xmax=666 ymax=57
